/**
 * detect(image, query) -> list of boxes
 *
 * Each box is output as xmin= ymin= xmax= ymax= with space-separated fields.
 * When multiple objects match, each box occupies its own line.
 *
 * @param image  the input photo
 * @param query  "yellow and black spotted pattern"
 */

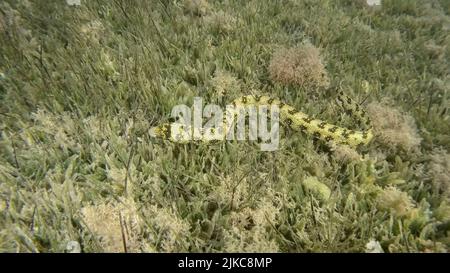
xmin=150 ymin=93 xmax=374 ymax=147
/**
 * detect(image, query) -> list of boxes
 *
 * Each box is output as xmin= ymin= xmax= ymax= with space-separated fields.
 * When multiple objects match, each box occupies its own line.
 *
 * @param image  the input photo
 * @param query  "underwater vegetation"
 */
xmin=0 ymin=0 xmax=449 ymax=252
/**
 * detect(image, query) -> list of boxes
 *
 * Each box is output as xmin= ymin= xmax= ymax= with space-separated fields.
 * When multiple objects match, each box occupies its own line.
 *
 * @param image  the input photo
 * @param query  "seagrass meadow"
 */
xmin=0 ymin=0 xmax=449 ymax=253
